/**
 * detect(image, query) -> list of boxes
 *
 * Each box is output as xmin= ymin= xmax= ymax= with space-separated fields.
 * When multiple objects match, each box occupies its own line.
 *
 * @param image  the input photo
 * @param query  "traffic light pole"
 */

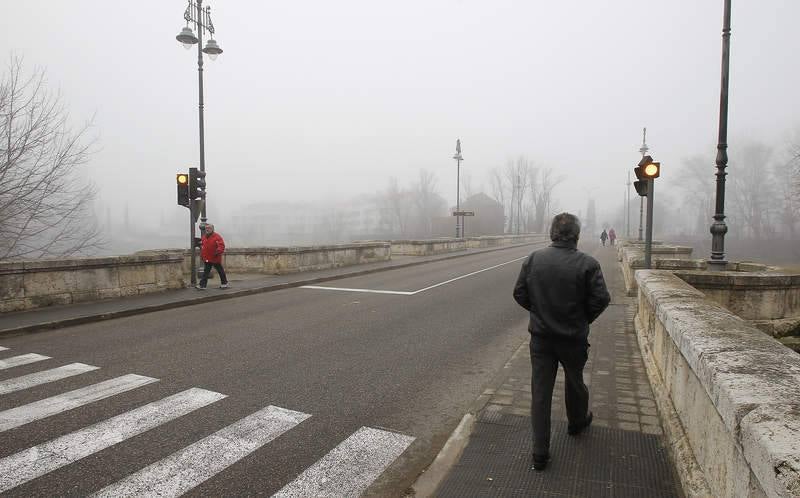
xmin=644 ymin=179 xmax=654 ymax=269
xmin=189 ymin=210 xmax=197 ymax=286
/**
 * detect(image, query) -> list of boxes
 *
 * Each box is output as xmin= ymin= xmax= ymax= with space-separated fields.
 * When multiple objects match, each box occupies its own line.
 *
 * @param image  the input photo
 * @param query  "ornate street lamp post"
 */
xmin=175 ymin=0 xmax=223 ymax=286
xmin=175 ymin=0 xmax=223 ymax=229
xmin=708 ymin=0 xmax=732 ymax=270
xmin=453 ymin=139 xmax=463 ymax=238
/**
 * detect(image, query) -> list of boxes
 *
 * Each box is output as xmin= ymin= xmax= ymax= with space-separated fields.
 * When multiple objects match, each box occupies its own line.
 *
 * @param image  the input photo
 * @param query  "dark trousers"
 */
xmin=199 ymin=262 xmax=227 ymax=287
xmin=530 ymin=338 xmax=590 ymax=455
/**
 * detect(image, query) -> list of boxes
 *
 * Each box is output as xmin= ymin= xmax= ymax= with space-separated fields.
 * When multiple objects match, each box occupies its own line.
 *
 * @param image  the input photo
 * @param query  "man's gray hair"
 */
xmin=549 ymin=212 xmax=581 ymax=242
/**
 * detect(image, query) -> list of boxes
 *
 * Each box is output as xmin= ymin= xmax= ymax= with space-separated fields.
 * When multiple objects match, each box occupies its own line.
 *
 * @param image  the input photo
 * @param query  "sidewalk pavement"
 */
xmin=0 ymin=243 xmax=540 ymax=338
xmin=419 ymin=243 xmax=683 ymax=498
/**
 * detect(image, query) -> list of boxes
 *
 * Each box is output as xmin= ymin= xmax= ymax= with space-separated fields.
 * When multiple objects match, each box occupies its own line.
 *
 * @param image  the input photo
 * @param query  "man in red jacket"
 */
xmin=197 ymin=223 xmax=229 ymax=289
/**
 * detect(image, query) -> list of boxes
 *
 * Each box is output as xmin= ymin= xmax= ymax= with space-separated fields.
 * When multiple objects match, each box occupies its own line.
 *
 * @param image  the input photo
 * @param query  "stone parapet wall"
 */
xmin=619 ymin=245 xmax=700 ymax=295
xmin=675 ymin=270 xmax=800 ymax=320
xmin=223 ymin=242 xmax=391 ymax=274
xmin=635 ymin=270 xmax=800 ymax=498
xmin=391 ymin=239 xmax=467 ymax=256
xmin=465 ymin=234 xmax=547 ymax=249
xmin=0 ymin=254 xmax=185 ymax=313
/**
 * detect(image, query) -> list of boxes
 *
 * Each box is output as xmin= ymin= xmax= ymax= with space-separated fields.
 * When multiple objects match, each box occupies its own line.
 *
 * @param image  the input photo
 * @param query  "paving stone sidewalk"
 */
xmin=433 ymin=243 xmax=683 ymax=497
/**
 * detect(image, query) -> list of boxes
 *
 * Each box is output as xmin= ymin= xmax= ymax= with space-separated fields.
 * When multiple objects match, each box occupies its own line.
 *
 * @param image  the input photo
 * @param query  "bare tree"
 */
xmin=381 ymin=177 xmax=411 ymax=237
xmin=0 ymin=57 xmax=102 ymax=259
xmin=676 ymin=154 xmax=715 ymax=236
xmin=489 ymin=167 xmax=507 ymax=231
xmin=505 ymin=157 xmax=532 ymax=234
xmin=413 ymin=169 xmax=444 ymax=237
xmin=728 ymin=142 xmax=774 ymax=239
xmin=531 ymin=167 xmax=563 ymax=233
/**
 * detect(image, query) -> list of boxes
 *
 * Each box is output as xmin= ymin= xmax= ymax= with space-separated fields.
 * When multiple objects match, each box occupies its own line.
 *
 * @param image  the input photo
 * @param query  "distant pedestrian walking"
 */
xmin=600 ymin=229 xmax=608 ymax=246
xmin=513 ymin=213 xmax=611 ymax=471
xmin=197 ymin=223 xmax=229 ymax=290
xmin=608 ymin=228 xmax=616 ymax=246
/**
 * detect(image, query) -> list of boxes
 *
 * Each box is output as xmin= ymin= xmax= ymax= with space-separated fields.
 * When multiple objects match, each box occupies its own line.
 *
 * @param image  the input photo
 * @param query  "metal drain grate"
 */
xmin=435 ymin=413 xmax=681 ymax=498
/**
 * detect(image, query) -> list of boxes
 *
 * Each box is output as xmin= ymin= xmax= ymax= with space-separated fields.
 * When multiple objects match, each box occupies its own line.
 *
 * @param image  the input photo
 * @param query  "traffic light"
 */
xmin=189 ymin=167 xmax=207 ymax=200
xmin=634 ymin=155 xmax=660 ymax=197
xmin=176 ymin=173 xmax=190 ymax=206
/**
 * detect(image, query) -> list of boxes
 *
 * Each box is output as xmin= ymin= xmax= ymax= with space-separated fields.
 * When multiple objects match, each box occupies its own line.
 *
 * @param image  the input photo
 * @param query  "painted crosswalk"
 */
xmin=274 ymin=427 xmax=415 ymax=497
xmin=92 ymin=405 xmax=311 ymax=497
xmin=0 ymin=349 xmax=415 ymax=496
xmin=0 ymin=346 xmax=7 ymax=351
xmin=0 ymin=373 xmax=157 ymax=432
xmin=0 ymin=353 xmax=49 ymax=370
xmin=0 ymin=388 xmax=226 ymax=492
xmin=0 ymin=362 xmax=99 ymax=395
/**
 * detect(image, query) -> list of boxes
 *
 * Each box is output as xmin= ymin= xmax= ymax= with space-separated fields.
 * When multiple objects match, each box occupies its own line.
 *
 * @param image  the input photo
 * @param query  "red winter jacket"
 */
xmin=200 ymin=231 xmax=225 ymax=264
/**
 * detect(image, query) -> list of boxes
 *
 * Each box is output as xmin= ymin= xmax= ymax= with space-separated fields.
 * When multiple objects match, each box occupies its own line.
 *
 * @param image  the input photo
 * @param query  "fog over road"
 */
xmin=0 ymin=243 xmax=546 ymax=497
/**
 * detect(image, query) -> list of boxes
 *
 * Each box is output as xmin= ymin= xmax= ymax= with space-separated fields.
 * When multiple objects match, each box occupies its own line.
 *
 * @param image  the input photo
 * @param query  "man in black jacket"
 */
xmin=513 ymin=212 xmax=610 ymax=471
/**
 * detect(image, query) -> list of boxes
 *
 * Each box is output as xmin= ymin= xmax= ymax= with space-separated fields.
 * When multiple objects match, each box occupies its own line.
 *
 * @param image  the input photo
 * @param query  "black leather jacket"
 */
xmin=513 ymin=241 xmax=610 ymax=342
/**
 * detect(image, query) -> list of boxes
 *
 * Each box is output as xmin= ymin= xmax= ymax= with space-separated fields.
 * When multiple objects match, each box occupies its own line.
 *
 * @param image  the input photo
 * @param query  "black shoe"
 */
xmin=568 ymin=411 xmax=593 ymax=436
xmin=531 ymin=452 xmax=550 ymax=471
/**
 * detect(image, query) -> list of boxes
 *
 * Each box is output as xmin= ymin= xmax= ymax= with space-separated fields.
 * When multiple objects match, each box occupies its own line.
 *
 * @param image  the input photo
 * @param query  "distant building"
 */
xmin=432 ymin=192 xmax=505 ymax=237
xmin=461 ymin=193 xmax=505 ymax=236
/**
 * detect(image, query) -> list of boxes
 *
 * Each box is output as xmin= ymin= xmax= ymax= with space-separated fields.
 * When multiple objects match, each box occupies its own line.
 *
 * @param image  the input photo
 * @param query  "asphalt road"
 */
xmin=0 ymin=243 xmax=545 ymax=497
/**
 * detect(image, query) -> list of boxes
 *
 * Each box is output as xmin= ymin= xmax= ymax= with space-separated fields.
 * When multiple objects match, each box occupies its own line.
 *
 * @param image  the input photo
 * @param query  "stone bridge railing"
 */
xmin=0 ymin=254 xmax=185 ymax=313
xmin=634 ymin=270 xmax=800 ymax=497
xmin=390 ymin=234 xmax=547 ymax=256
xmin=1 ymin=235 xmax=545 ymax=313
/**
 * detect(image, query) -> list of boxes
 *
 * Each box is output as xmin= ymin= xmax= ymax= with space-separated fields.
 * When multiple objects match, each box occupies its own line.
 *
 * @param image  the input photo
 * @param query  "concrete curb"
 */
xmin=0 ymin=242 xmax=544 ymax=338
xmin=410 ymin=338 xmax=530 ymax=497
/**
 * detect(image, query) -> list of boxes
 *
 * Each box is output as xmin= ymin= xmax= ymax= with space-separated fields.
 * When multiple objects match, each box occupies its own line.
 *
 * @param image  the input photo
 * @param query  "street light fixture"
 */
xmin=175 ymin=0 xmax=223 ymax=285
xmin=453 ymin=139 xmax=464 ymax=238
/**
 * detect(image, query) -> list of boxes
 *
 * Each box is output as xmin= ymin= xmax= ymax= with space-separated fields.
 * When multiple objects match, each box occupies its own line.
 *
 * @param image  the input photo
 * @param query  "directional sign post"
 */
xmin=452 ymin=211 xmax=475 ymax=238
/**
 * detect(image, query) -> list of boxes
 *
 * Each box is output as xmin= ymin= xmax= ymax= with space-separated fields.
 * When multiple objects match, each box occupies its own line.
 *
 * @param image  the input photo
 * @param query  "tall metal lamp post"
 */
xmin=453 ymin=139 xmax=463 ymax=238
xmin=175 ymin=0 xmax=223 ymax=230
xmin=708 ymin=0 xmax=732 ymax=270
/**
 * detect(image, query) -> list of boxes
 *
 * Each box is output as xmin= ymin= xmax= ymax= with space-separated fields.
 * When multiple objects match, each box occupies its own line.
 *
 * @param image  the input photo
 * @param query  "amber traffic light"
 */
xmin=177 ymin=173 xmax=190 ymax=206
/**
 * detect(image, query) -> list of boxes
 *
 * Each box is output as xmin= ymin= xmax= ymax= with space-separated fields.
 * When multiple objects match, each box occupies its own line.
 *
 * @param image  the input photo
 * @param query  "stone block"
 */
xmin=118 ymin=264 xmax=156 ymax=287
xmin=24 ymin=270 xmax=76 ymax=295
xmin=740 ymin=404 xmax=800 ymax=497
xmin=154 ymin=262 xmax=184 ymax=288
xmin=72 ymin=290 xmax=102 ymax=303
xmin=29 ymin=293 xmax=72 ymax=307
xmin=0 ymin=273 xmax=24 ymax=300
xmin=75 ymin=267 xmax=118 ymax=292
xmin=97 ymin=288 xmax=122 ymax=300
xmin=0 ymin=299 xmax=29 ymax=312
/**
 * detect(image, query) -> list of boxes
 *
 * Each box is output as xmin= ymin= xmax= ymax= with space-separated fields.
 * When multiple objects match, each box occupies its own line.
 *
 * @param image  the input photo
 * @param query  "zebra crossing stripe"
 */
xmin=92 ymin=405 xmax=311 ymax=498
xmin=0 ymin=374 xmax=157 ymax=432
xmin=0 ymin=363 xmax=100 ymax=396
xmin=0 ymin=347 xmax=7 ymax=351
xmin=0 ymin=353 xmax=50 ymax=370
xmin=0 ymin=387 xmax=226 ymax=493
xmin=273 ymin=427 xmax=415 ymax=498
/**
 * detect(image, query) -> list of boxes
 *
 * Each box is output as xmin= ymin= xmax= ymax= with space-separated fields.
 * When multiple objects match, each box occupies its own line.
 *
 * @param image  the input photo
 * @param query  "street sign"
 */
xmin=452 ymin=211 xmax=475 ymax=216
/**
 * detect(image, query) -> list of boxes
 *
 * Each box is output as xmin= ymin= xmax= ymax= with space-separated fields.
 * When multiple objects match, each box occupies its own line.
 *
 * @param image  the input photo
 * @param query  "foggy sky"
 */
xmin=2 ymin=0 xmax=799 ymax=235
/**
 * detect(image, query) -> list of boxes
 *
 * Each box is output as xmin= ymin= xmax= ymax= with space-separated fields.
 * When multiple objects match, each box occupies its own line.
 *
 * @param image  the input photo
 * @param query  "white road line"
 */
xmin=0 ymin=347 xmax=7 ymax=352
xmin=92 ymin=405 xmax=311 ymax=498
xmin=0 ymin=363 xmax=100 ymax=395
xmin=272 ymin=427 xmax=415 ymax=498
xmin=409 ymin=256 xmax=527 ymax=294
xmin=300 ymin=256 xmax=528 ymax=296
xmin=0 ymin=353 xmax=50 ymax=371
xmin=0 ymin=387 xmax=226 ymax=493
xmin=300 ymin=286 xmax=414 ymax=295
xmin=0 ymin=374 xmax=158 ymax=432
